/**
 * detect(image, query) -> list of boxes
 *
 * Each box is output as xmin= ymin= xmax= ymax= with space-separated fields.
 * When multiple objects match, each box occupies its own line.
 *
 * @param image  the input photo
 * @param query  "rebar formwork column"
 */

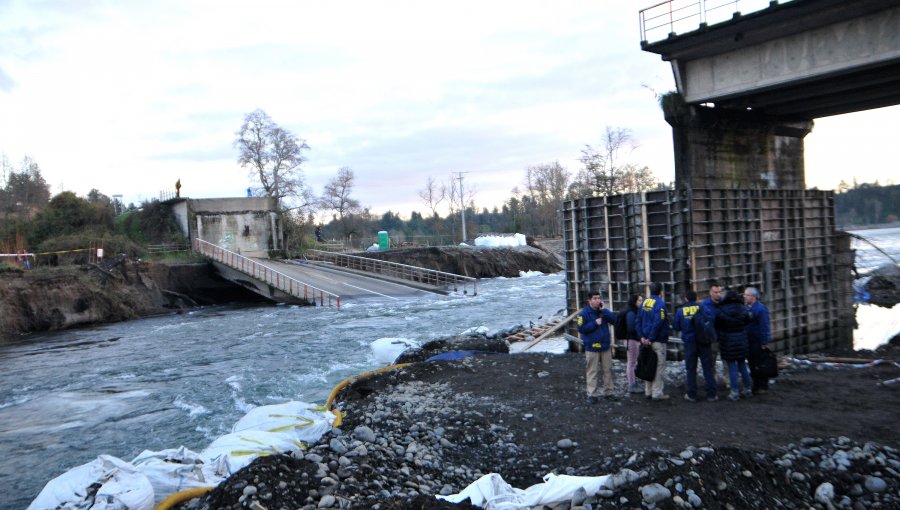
xmin=562 ymin=188 xmax=854 ymax=354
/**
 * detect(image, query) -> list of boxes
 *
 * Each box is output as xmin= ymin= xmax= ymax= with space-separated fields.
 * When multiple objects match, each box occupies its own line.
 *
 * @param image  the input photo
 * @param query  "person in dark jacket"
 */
xmin=700 ymin=281 xmax=726 ymax=388
xmin=577 ymin=291 xmax=619 ymax=403
xmin=715 ymin=290 xmax=753 ymax=401
xmin=673 ymin=290 xmax=717 ymax=402
xmin=744 ymin=287 xmax=772 ymax=393
xmin=623 ymin=294 xmax=644 ymax=394
xmin=638 ymin=282 xmax=670 ymax=400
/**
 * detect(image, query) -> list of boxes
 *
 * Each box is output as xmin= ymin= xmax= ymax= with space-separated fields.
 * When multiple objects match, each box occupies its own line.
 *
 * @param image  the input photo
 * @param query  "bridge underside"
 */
xmin=644 ymin=0 xmax=900 ymax=119
xmin=643 ymin=0 xmax=900 ymax=190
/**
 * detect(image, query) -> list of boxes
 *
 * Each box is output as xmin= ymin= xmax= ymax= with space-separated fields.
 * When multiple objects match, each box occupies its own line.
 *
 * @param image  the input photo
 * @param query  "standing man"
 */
xmin=701 ymin=281 xmax=725 ymax=388
xmin=638 ymin=282 xmax=670 ymax=400
xmin=744 ymin=287 xmax=771 ymax=394
xmin=577 ymin=291 xmax=619 ymax=403
xmin=673 ymin=290 xmax=718 ymax=402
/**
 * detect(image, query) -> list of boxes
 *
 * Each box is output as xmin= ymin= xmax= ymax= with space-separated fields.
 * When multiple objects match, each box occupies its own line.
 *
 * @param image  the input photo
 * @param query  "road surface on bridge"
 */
xmin=259 ymin=258 xmax=442 ymax=301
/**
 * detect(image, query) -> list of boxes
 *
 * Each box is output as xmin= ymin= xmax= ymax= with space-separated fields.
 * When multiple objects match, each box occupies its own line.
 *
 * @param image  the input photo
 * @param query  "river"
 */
xmin=2 ymin=228 xmax=898 ymax=509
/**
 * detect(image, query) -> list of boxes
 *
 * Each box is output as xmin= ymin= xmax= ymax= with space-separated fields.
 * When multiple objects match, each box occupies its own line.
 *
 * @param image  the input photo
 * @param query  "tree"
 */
xmin=28 ymin=192 xmax=103 ymax=246
xmin=234 ymin=109 xmax=311 ymax=205
xmin=574 ymin=126 xmax=659 ymax=197
xmin=1 ymin=155 xmax=50 ymax=216
xmin=320 ymin=167 xmax=362 ymax=239
xmin=522 ymin=161 xmax=570 ymax=237
xmin=418 ymin=176 xmax=446 ymax=218
xmin=447 ymin=173 xmax=477 ymax=241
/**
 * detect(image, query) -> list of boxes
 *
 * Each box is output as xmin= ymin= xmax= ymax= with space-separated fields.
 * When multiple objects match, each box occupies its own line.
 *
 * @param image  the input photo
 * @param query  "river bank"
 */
xmin=0 ymin=244 xmax=564 ymax=342
xmin=0 ymin=259 xmax=261 ymax=342
xmin=182 ymin=339 xmax=900 ymax=510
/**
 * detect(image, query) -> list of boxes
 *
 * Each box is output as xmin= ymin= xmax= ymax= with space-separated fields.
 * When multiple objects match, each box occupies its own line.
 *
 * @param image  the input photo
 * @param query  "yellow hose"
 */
xmin=325 ymin=363 xmax=410 ymax=427
xmin=154 ymin=363 xmax=411 ymax=509
xmin=154 ymin=486 xmax=212 ymax=510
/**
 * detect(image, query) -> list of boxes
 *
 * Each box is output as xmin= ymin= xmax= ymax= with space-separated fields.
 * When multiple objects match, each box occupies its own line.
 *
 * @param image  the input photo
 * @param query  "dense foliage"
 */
xmin=834 ymin=183 xmax=900 ymax=227
xmin=0 ymin=161 xmax=185 ymax=264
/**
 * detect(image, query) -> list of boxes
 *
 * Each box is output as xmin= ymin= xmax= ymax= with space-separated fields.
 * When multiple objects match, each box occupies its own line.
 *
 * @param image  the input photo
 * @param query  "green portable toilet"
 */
xmin=377 ymin=231 xmax=390 ymax=250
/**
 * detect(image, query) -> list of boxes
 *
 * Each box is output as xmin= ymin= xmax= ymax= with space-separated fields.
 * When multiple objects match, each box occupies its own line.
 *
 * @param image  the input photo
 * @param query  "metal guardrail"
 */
xmin=305 ymin=249 xmax=478 ymax=296
xmin=146 ymin=244 xmax=189 ymax=254
xmin=195 ymin=239 xmax=340 ymax=308
xmin=639 ymin=0 xmax=792 ymax=44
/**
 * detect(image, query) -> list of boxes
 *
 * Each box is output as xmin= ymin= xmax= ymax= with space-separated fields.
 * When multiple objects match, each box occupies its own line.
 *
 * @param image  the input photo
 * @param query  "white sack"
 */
xmin=231 ymin=401 xmax=334 ymax=444
xmin=437 ymin=471 xmax=611 ymax=509
xmin=369 ymin=337 xmax=418 ymax=365
xmin=131 ymin=446 xmax=227 ymax=506
xmin=200 ymin=429 xmax=304 ymax=475
xmin=28 ymin=454 xmax=154 ymax=510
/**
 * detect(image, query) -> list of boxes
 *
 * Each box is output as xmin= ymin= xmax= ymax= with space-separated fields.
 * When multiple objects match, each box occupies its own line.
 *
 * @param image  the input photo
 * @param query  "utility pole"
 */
xmin=454 ymin=172 xmax=468 ymax=243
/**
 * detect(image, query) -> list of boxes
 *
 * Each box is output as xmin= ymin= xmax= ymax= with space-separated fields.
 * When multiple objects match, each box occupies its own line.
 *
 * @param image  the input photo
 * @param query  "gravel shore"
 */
xmin=181 ymin=339 xmax=900 ymax=510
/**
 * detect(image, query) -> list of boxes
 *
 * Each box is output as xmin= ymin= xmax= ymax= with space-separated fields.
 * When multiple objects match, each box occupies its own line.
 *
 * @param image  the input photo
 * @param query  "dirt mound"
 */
xmin=357 ymin=245 xmax=562 ymax=278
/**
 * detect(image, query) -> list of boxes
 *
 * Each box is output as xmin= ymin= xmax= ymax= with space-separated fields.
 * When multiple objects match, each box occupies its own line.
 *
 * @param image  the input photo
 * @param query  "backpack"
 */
xmin=614 ymin=308 xmax=629 ymax=340
xmin=690 ymin=312 xmax=716 ymax=346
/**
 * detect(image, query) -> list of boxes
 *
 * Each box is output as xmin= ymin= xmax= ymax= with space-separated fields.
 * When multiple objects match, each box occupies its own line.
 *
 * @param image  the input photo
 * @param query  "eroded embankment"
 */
xmin=0 ymin=260 xmax=258 ymax=341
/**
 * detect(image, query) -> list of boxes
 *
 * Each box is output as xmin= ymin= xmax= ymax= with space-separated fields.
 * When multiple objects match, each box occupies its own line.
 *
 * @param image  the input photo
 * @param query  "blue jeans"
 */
xmin=684 ymin=341 xmax=717 ymax=399
xmin=727 ymin=359 xmax=752 ymax=393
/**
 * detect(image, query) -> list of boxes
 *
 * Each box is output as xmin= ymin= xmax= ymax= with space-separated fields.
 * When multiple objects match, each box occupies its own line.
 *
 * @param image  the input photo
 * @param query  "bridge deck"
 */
xmin=259 ymin=258 xmax=440 ymax=300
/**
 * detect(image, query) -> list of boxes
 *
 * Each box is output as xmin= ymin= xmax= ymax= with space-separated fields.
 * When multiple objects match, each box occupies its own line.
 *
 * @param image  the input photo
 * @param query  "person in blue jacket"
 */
xmin=716 ymin=289 xmax=752 ymax=401
xmin=700 ymin=280 xmax=724 ymax=389
xmin=638 ymin=282 xmax=670 ymax=400
xmin=673 ymin=290 xmax=717 ymax=402
xmin=744 ymin=287 xmax=772 ymax=393
xmin=577 ymin=290 xmax=619 ymax=403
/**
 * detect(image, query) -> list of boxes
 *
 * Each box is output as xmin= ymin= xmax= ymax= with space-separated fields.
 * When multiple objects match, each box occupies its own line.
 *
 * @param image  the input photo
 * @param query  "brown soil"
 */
xmin=188 ymin=341 xmax=900 ymax=510
xmin=342 ymin=346 xmax=900 ymax=486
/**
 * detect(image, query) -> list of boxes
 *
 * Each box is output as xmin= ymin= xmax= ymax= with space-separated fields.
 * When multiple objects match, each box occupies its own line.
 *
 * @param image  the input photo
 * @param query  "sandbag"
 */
xmin=131 ymin=447 xmax=227 ymax=506
xmin=201 ymin=430 xmax=305 ymax=475
xmin=231 ymin=401 xmax=334 ymax=444
xmin=437 ymin=471 xmax=611 ymax=508
xmin=28 ymin=454 xmax=154 ymax=510
xmin=370 ymin=337 xmax=418 ymax=365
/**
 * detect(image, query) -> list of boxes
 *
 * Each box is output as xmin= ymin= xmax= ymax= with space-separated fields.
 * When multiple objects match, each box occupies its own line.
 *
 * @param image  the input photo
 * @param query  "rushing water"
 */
xmin=2 ymin=228 xmax=898 ymax=509
xmin=0 ymin=273 xmax=566 ymax=509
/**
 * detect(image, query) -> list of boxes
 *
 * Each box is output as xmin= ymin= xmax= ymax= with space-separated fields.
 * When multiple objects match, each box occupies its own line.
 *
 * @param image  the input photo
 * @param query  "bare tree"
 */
xmin=320 ymin=167 xmax=362 ymax=239
xmin=418 ymin=176 xmax=446 ymax=218
xmin=234 ymin=109 xmax=311 ymax=205
xmin=523 ymin=161 xmax=570 ymax=236
xmin=574 ymin=126 xmax=659 ymax=197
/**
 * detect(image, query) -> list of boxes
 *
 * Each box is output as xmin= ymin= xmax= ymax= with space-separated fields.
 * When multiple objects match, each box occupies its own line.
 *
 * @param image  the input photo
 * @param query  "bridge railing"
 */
xmin=195 ymin=239 xmax=340 ymax=308
xmin=639 ymin=0 xmax=792 ymax=44
xmin=305 ymin=249 xmax=478 ymax=296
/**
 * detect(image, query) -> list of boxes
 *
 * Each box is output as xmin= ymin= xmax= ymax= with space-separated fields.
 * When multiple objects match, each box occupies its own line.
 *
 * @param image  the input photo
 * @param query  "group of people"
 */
xmin=576 ymin=280 xmax=771 ymax=404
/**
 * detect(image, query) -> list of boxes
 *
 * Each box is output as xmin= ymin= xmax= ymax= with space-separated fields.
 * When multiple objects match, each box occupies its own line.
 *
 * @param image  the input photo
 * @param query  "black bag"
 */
xmin=614 ymin=308 xmax=629 ymax=340
xmin=635 ymin=345 xmax=657 ymax=382
xmin=691 ymin=313 xmax=715 ymax=347
xmin=755 ymin=349 xmax=779 ymax=379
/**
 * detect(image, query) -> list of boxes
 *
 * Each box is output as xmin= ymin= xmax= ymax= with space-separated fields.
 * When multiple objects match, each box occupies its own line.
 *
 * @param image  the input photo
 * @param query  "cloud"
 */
xmin=0 ymin=67 xmax=14 ymax=92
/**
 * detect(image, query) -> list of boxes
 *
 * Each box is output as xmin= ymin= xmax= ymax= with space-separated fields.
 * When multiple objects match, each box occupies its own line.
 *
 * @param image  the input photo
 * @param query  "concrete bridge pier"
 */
xmin=664 ymin=102 xmax=813 ymax=190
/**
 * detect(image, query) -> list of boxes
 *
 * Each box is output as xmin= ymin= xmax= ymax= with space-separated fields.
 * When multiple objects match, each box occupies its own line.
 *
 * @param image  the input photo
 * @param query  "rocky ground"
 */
xmin=179 ymin=336 xmax=900 ymax=510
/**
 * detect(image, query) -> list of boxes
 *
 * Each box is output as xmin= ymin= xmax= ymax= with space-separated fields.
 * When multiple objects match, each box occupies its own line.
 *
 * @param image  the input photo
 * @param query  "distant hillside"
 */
xmin=834 ymin=183 xmax=900 ymax=227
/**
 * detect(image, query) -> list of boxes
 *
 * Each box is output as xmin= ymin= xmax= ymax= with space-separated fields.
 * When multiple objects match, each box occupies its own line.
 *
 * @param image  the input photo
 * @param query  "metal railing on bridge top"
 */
xmin=639 ymin=0 xmax=794 ymax=44
xmin=194 ymin=239 xmax=340 ymax=308
xmin=305 ymin=249 xmax=478 ymax=296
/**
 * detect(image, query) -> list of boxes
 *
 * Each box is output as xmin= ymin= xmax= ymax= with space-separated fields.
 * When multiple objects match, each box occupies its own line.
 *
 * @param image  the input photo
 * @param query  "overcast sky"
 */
xmin=1 ymin=0 xmax=898 ymax=219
